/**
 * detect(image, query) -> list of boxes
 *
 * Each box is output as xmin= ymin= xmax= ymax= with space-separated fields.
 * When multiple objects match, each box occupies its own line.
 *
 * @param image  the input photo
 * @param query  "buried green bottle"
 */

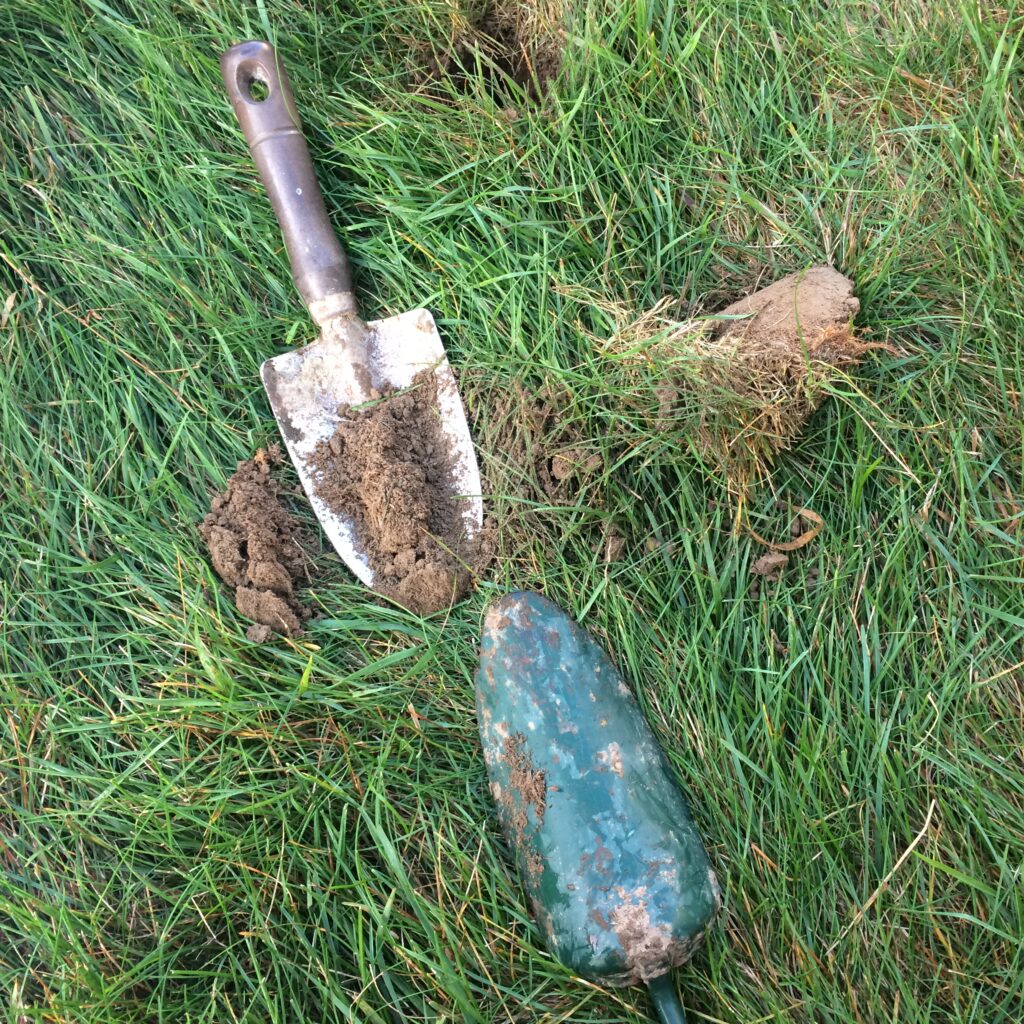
xmin=476 ymin=592 xmax=720 ymax=1022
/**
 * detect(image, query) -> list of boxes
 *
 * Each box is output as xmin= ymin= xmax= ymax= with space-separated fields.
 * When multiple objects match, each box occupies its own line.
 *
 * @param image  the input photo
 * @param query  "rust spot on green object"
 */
xmin=532 ymin=899 xmax=557 ymax=946
xmin=505 ymin=734 xmax=546 ymax=819
xmin=596 ymin=742 xmax=624 ymax=777
xmin=495 ymin=732 xmax=547 ymax=858
xmin=524 ymin=848 xmax=545 ymax=888
xmin=593 ymin=837 xmax=613 ymax=876
xmin=610 ymin=889 xmax=670 ymax=981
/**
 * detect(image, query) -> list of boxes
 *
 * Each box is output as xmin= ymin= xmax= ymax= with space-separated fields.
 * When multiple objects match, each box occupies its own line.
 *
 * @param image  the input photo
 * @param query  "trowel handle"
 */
xmin=221 ymin=41 xmax=355 ymax=320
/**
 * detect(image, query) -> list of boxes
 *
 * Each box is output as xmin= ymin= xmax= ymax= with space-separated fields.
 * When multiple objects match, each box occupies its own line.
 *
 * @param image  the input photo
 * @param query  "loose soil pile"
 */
xmin=199 ymin=447 xmax=313 ymax=642
xmin=309 ymin=370 xmax=477 ymax=616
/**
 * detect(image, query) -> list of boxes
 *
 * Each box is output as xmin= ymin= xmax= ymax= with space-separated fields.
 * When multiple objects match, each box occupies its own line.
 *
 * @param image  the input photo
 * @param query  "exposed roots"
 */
xmin=602 ymin=266 xmax=872 ymax=494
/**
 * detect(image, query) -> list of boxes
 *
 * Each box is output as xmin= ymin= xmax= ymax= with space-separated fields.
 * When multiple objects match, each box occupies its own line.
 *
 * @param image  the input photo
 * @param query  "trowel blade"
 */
xmin=260 ymin=308 xmax=483 ymax=587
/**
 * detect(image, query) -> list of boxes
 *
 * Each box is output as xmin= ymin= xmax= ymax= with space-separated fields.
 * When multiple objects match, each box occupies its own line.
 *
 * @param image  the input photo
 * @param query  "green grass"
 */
xmin=2 ymin=0 xmax=1022 ymax=1021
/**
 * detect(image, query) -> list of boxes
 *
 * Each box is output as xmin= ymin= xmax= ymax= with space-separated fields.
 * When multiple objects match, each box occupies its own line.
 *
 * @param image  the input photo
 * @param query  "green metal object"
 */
xmin=476 ymin=592 xmax=720 ymax=1023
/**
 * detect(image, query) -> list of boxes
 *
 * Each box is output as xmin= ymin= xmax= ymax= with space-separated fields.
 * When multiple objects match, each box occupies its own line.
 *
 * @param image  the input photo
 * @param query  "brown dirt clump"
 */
xmin=309 ymin=370 xmax=477 ymax=616
xmin=503 ymin=733 xmax=548 ymax=887
xmin=709 ymin=265 xmax=861 ymax=352
xmin=199 ymin=446 xmax=313 ymax=642
xmin=497 ymin=732 xmax=547 ymax=886
xmin=750 ymin=552 xmax=788 ymax=580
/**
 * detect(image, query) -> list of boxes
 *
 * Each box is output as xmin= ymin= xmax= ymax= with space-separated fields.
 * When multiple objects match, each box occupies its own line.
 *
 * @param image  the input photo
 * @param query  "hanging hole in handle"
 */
xmin=235 ymin=60 xmax=271 ymax=103
xmin=247 ymin=76 xmax=269 ymax=102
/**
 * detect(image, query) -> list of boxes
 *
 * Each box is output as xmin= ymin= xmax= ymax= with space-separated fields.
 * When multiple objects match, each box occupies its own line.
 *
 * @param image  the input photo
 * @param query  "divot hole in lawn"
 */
xmin=419 ymin=1 xmax=566 ymax=101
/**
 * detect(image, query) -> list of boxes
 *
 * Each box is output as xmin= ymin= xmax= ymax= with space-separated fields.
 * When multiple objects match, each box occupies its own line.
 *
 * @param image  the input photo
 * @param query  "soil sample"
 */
xmin=199 ymin=446 xmax=313 ymax=641
xmin=309 ymin=370 xmax=476 ymax=615
xmin=695 ymin=265 xmax=865 ymax=465
xmin=622 ymin=265 xmax=870 ymax=491
xmin=709 ymin=264 xmax=861 ymax=358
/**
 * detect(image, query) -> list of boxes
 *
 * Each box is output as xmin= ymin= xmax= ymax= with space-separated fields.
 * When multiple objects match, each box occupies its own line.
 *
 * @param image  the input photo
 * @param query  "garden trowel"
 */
xmin=477 ymin=592 xmax=721 ymax=1024
xmin=221 ymin=41 xmax=483 ymax=586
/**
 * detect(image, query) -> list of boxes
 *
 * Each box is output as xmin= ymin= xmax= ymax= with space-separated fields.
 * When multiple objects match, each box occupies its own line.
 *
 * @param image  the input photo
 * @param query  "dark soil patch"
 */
xmin=418 ymin=2 xmax=565 ymax=100
xmin=199 ymin=446 xmax=314 ymax=642
xmin=309 ymin=369 xmax=480 ymax=616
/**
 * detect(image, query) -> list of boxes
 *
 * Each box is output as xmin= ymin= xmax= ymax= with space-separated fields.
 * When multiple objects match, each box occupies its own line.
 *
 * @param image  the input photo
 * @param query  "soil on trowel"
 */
xmin=309 ymin=370 xmax=477 ymax=616
xmin=199 ymin=446 xmax=314 ymax=642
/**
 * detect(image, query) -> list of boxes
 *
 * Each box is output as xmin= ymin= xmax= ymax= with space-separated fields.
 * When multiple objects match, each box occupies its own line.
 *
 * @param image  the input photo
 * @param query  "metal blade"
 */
xmin=260 ymin=309 xmax=483 ymax=586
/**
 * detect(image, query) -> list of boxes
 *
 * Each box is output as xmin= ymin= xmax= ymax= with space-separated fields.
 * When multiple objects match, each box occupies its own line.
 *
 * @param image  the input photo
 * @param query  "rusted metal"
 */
xmin=477 ymin=591 xmax=720 ymax=1020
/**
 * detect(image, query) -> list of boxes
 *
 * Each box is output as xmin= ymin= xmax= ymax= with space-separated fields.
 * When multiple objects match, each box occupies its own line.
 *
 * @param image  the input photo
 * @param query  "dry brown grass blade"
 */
xmin=747 ymin=507 xmax=826 ymax=551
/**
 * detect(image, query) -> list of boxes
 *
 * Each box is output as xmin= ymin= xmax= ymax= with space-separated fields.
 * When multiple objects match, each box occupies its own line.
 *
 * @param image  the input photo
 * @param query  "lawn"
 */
xmin=2 ymin=1 xmax=1022 ymax=1021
